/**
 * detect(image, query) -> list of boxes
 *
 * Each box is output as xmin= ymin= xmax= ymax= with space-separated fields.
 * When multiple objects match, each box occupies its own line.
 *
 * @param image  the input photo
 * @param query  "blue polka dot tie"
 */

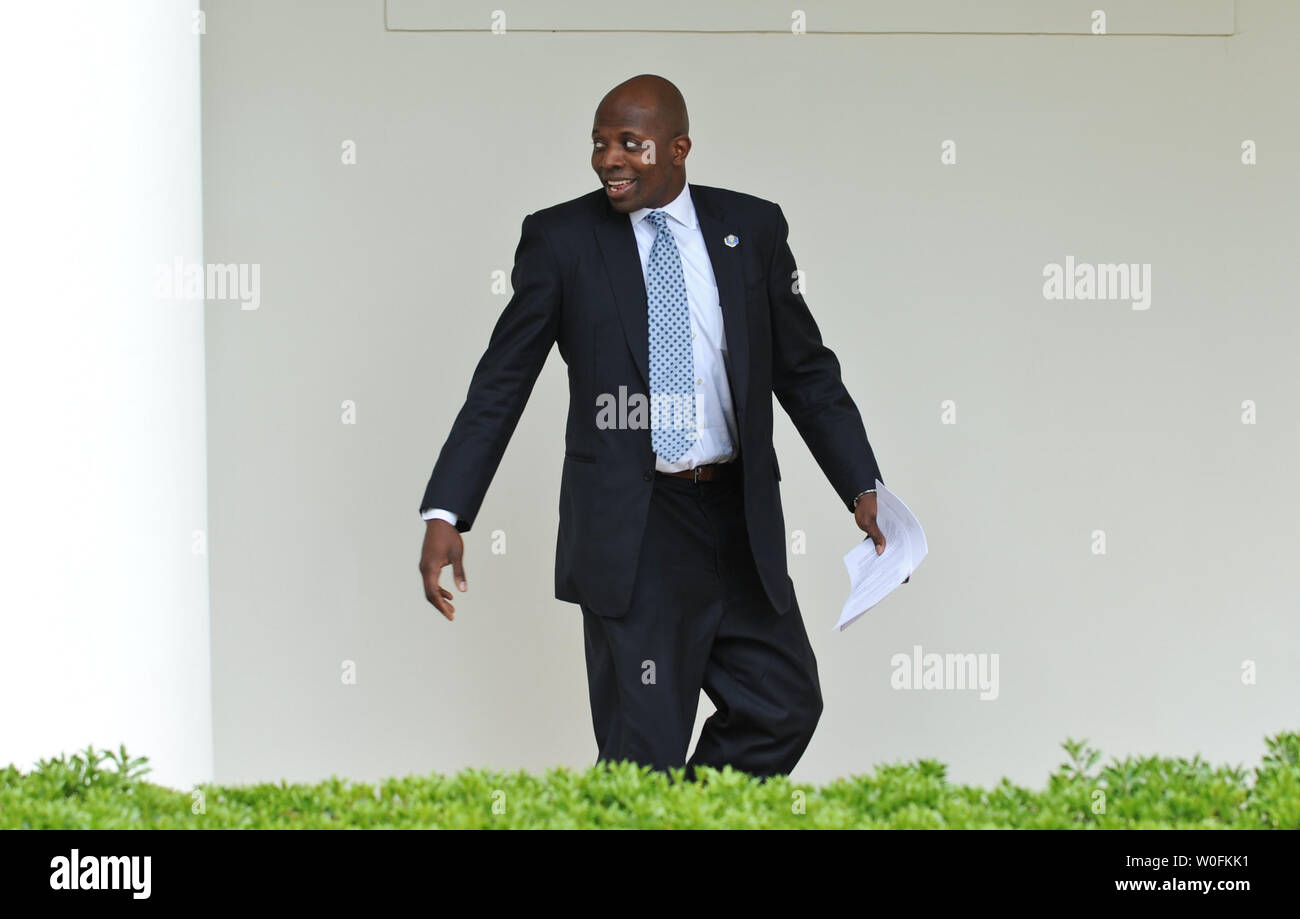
xmin=645 ymin=210 xmax=695 ymax=462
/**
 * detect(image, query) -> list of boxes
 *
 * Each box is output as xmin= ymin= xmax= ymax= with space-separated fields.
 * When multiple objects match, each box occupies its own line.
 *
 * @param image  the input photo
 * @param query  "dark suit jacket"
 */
xmin=420 ymin=183 xmax=883 ymax=618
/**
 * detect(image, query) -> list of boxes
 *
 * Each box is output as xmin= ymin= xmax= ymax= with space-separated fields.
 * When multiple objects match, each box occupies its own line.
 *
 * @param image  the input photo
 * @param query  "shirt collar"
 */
xmin=629 ymin=183 xmax=698 ymax=231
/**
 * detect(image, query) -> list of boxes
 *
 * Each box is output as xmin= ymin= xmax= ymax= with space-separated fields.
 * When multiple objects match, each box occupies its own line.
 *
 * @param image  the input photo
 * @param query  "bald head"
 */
xmin=591 ymin=74 xmax=692 ymax=213
xmin=595 ymin=74 xmax=689 ymax=138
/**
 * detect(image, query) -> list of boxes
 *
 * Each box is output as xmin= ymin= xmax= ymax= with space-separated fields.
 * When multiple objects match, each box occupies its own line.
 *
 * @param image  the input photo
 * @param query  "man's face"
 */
xmin=591 ymin=103 xmax=684 ymax=214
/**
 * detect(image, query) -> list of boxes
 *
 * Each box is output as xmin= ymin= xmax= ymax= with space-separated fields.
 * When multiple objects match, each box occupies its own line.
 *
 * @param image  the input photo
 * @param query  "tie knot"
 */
xmin=647 ymin=210 xmax=669 ymax=230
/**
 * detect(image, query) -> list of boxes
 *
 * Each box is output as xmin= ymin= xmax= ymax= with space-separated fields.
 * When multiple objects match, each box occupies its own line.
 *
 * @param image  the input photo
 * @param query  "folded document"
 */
xmin=835 ymin=480 xmax=927 ymax=631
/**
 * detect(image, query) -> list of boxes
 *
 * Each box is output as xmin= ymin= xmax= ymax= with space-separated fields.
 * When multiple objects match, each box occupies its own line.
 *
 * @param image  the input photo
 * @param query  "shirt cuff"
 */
xmin=422 ymin=508 xmax=459 ymax=525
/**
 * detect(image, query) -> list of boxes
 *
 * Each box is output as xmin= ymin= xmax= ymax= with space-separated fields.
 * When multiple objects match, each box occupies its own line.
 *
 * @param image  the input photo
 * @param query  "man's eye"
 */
xmin=625 ymin=140 xmax=641 ymax=150
xmin=592 ymin=141 xmax=604 ymax=149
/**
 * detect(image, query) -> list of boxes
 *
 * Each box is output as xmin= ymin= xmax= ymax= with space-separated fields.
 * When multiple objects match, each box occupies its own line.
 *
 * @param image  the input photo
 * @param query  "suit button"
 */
xmin=643 ymin=470 xmax=653 ymax=481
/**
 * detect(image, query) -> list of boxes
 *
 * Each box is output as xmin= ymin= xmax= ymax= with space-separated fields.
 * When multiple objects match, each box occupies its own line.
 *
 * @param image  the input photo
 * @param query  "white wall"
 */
xmin=201 ymin=0 xmax=1299 ymax=788
xmin=0 ymin=1 xmax=212 ymax=789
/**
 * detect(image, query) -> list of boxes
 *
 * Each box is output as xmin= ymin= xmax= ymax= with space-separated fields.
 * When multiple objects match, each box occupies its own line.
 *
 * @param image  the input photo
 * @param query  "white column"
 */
xmin=0 ymin=1 xmax=211 ymax=789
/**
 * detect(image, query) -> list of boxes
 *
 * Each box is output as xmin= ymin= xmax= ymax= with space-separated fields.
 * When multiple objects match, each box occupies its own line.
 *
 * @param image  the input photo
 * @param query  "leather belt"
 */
xmin=657 ymin=461 xmax=736 ymax=483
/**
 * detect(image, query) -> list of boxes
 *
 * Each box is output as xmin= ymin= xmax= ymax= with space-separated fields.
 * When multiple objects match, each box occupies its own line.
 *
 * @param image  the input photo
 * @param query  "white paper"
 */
xmin=834 ymin=480 xmax=927 ymax=631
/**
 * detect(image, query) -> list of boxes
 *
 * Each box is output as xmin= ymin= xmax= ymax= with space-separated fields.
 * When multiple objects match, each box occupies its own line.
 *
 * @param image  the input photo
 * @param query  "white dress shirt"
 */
xmin=423 ymin=183 xmax=739 ymax=525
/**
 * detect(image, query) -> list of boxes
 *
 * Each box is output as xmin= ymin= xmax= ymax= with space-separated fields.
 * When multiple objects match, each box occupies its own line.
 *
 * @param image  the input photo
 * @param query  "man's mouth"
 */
xmin=605 ymin=177 xmax=637 ymax=198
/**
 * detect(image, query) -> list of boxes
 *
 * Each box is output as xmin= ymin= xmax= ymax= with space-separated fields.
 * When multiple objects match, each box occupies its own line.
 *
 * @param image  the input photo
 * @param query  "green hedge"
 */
xmin=3 ymin=732 xmax=1297 ymax=829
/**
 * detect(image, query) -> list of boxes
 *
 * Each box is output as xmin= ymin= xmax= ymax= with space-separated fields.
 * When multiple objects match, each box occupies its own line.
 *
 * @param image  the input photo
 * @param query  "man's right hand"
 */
xmin=420 ymin=519 xmax=467 ymax=621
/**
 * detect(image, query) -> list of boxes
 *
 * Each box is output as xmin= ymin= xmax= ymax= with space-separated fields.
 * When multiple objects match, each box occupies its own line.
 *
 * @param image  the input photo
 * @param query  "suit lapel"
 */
xmin=594 ymin=205 xmax=651 ymax=389
xmin=694 ymin=184 xmax=750 ymax=429
xmin=593 ymin=183 xmax=750 ymax=430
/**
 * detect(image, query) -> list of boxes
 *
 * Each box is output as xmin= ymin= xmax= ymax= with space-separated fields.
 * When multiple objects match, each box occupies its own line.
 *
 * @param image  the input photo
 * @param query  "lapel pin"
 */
xmin=724 ymin=234 xmax=739 ymax=248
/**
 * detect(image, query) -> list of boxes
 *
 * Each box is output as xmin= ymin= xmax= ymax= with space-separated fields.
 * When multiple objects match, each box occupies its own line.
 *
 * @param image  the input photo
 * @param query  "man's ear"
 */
xmin=672 ymin=135 xmax=691 ymax=164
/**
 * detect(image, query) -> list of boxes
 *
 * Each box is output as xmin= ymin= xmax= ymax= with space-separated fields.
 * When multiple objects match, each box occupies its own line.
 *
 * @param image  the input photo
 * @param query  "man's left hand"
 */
xmin=854 ymin=492 xmax=885 ymax=555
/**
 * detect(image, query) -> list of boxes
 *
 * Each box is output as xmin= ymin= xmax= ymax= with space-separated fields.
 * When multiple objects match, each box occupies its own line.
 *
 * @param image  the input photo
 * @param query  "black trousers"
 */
xmin=580 ymin=463 xmax=823 ymax=780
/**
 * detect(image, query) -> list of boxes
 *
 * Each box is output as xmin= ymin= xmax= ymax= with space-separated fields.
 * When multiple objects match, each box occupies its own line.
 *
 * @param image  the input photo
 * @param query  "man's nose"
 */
xmin=597 ymin=146 xmax=627 ymax=172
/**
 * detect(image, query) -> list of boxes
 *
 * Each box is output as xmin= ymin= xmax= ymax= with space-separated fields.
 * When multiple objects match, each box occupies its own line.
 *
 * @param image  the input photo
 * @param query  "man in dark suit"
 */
xmin=419 ymin=74 xmax=888 ymax=780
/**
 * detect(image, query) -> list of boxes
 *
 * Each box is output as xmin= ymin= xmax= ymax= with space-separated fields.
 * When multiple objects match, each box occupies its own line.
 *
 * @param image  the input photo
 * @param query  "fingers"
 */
xmin=424 ymin=569 xmax=455 ymax=620
xmin=420 ymin=556 xmax=457 ymax=620
xmin=451 ymin=555 xmax=468 ymax=592
xmin=868 ymin=521 xmax=887 ymax=555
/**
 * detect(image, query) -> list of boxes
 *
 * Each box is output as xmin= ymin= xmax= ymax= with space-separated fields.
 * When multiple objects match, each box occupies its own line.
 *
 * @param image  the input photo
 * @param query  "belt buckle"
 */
xmin=692 ymin=465 xmax=702 ymax=484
